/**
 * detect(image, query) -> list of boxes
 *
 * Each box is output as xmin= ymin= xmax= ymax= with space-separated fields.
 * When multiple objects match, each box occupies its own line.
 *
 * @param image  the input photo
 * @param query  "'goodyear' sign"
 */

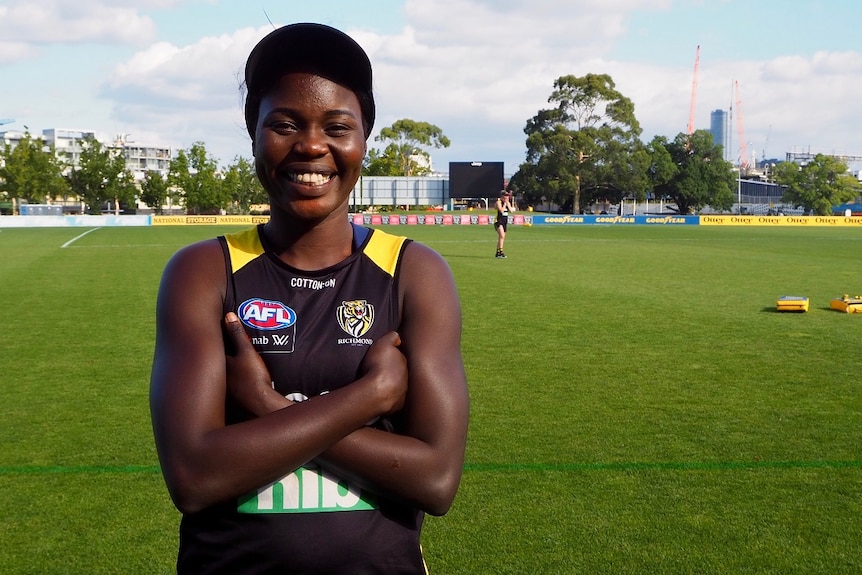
xmin=530 ymin=214 xmax=698 ymax=225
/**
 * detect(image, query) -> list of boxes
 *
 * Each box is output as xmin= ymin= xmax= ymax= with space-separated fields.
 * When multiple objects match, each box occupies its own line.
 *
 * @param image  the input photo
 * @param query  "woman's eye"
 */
xmin=326 ymin=124 xmax=351 ymax=136
xmin=270 ymin=121 xmax=297 ymax=134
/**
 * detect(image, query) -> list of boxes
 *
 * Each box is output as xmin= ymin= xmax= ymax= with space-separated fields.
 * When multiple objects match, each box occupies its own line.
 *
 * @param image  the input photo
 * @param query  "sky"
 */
xmin=1 ymin=0 xmax=861 ymax=176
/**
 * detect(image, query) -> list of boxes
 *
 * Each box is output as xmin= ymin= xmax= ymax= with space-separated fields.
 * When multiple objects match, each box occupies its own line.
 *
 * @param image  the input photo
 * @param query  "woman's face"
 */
xmin=253 ymin=72 xmax=366 ymax=222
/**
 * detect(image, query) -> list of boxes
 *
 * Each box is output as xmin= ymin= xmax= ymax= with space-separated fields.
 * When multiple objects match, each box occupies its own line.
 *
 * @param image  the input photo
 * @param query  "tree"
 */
xmin=0 ymin=130 xmax=68 ymax=204
xmin=372 ymin=119 xmax=450 ymax=176
xmin=516 ymin=74 xmax=642 ymax=213
xmin=139 ymin=170 xmax=170 ymax=214
xmin=773 ymin=154 xmax=860 ymax=215
xmin=169 ymin=142 xmax=225 ymax=214
xmin=222 ymin=156 xmax=265 ymax=213
xmin=167 ymin=147 xmax=189 ymax=201
xmin=363 ymin=144 xmax=402 ymax=176
xmin=649 ymin=130 xmax=735 ymax=214
xmin=67 ymin=136 xmax=137 ymax=214
xmin=588 ymin=140 xmax=652 ymax=208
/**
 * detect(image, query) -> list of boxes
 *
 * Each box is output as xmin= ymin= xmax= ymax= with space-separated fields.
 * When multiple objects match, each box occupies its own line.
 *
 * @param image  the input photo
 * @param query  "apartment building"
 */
xmin=1 ymin=128 xmax=172 ymax=181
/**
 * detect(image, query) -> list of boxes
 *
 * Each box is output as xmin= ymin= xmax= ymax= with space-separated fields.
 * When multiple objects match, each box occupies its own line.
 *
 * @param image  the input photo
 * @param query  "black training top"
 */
xmin=176 ymin=224 xmax=425 ymax=574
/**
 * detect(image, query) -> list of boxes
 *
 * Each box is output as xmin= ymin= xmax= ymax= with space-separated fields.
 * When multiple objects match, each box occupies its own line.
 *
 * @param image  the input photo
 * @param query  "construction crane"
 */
xmin=687 ymin=46 xmax=700 ymax=136
xmin=734 ymin=80 xmax=748 ymax=171
xmin=762 ymin=124 xmax=771 ymax=162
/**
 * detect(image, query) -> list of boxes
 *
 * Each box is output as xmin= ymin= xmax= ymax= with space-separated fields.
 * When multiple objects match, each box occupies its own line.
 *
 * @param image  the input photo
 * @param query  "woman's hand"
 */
xmin=224 ymin=312 xmax=290 ymax=416
xmin=360 ymin=331 xmax=408 ymax=416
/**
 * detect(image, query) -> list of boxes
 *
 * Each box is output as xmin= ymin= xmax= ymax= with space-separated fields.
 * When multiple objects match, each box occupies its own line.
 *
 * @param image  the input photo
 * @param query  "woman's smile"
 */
xmin=286 ymin=171 xmax=335 ymax=186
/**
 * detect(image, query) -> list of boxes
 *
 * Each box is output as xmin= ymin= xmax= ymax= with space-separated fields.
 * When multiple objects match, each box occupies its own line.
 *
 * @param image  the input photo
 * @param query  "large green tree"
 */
xmin=139 ymin=170 xmax=170 ymax=214
xmin=67 ymin=136 xmax=137 ymax=214
xmin=513 ymin=74 xmax=642 ymax=213
xmin=370 ymin=119 xmax=450 ymax=176
xmin=772 ymin=154 xmax=860 ymax=215
xmin=0 ymin=130 xmax=69 ymax=205
xmin=169 ymin=142 xmax=225 ymax=214
xmin=363 ymin=145 xmax=402 ymax=176
xmin=649 ymin=130 xmax=735 ymax=214
xmin=222 ymin=156 xmax=265 ymax=213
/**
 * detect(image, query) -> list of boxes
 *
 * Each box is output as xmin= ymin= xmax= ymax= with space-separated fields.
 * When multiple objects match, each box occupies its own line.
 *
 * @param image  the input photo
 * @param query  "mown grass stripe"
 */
xmin=465 ymin=460 xmax=862 ymax=472
xmin=3 ymin=459 xmax=860 ymax=475
xmin=0 ymin=465 xmax=162 ymax=474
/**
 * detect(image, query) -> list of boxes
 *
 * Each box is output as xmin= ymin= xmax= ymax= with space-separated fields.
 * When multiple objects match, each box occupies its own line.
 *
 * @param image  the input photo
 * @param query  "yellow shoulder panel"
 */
xmin=364 ymin=229 xmax=408 ymax=277
xmin=224 ymin=227 xmax=264 ymax=274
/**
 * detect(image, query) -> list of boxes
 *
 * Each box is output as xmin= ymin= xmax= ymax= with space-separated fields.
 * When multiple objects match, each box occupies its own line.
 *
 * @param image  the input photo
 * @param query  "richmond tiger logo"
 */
xmin=336 ymin=299 xmax=375 ymax=338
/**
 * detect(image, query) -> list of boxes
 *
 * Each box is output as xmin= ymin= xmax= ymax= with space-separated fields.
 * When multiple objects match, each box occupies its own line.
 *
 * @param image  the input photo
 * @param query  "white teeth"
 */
xmin=289 ymin=172 xmax=332 ymax=185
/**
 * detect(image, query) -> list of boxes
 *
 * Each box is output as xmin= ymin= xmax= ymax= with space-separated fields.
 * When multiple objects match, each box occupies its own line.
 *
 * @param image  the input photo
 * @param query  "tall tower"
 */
xmin=710 ymin=109 xmax=729 ymax=161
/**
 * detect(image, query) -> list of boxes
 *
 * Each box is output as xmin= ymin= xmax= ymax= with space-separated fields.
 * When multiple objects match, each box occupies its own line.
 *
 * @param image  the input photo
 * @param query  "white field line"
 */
xmin=64 ymin=243 xmax=181 ymax=248
xmin=60 ymin=227 xmax=102 ymax=248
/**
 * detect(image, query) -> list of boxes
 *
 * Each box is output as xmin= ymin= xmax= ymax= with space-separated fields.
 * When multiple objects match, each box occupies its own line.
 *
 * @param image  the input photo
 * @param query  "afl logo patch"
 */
xmin=238 ymin=298 xmax=297 ymax=330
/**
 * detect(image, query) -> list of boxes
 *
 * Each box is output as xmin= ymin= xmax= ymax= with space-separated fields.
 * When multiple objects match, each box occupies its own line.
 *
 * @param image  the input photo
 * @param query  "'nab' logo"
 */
xmin=239 ymin=299 xmax=296 ymax=330
xmin=337 ymin=299 xmax=374 ymax=337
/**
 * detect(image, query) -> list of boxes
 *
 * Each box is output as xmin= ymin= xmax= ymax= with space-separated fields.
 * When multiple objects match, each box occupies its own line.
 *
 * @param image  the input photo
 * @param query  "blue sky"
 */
xmin=2 ymin=0 xmax=860 ymax=175
xmin=612 ymin=1 xmax=859 ymax=64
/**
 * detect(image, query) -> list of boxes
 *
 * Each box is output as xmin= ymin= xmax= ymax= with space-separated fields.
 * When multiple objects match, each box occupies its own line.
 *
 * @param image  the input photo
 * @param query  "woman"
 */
xmin=494 ymin=190 xmax=516 ymax=258
xmin=149 ymin=23 xmax=469 ymax=574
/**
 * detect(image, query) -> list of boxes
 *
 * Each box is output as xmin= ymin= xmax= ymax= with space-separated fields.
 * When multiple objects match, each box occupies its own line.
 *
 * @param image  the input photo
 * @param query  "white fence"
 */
xmin=349 ymin=176 xmax=448 ymax=208
xmin=0 ymin=215 xmax=151 ymax=228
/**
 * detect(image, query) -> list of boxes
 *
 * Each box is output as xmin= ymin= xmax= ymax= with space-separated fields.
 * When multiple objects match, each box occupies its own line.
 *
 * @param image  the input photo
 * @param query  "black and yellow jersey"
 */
xmin=177 ymin=224 xmax=427 ymax=574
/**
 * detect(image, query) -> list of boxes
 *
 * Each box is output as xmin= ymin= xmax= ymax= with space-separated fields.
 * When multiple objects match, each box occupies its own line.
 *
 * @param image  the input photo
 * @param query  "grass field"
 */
xmin=1 ymin=223 xmax=860 ymax=574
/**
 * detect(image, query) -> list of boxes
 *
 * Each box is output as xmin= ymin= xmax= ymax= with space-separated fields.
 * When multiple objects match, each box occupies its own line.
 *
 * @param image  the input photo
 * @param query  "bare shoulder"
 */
xmin=402 ymin=239 xmax=448 ymax=266
xmin=162 ymin=238 xmax=225 ymax=283
xmin=400 ymin=240 xmax=456 ymax=291
xmin=398 ymin=240 xmax=460 ymax=329
xmin=157 ymin=237 xmax=227 ymax=317
xmin=167 ymin=236 xmax=223 ymax=266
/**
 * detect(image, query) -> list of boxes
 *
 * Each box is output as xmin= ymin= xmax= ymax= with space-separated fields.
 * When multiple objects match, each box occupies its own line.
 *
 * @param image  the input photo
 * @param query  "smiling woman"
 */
xmin=149 ymin=22 xmax=469 ymax=575
xmin=252 ymin=72 xmax=367 ymax=228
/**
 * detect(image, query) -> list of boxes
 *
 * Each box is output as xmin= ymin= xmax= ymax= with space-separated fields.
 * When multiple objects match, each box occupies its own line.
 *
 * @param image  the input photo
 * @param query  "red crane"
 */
xmin=687 ymin=46 xmax=700 ymax=135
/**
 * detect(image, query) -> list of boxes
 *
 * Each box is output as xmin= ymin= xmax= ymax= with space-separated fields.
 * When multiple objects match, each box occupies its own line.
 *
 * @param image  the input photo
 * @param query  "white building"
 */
xmin=42 ymin=129 xmax=98 ymax=173
xmin=110 ymin=133 xmax=172 ymax=181
xmin=1 ymin=128 xmax=173 ymax=213
xmin=1 ymin=128 xmax=172 ymax=181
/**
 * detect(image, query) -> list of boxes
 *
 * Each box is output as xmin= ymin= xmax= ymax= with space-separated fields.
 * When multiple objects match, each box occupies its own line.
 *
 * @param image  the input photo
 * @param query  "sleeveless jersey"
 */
xmin=177 ymin=224 xmax=427 ymax=574
xmin=495 ymin=204 xmax=509 ymax=226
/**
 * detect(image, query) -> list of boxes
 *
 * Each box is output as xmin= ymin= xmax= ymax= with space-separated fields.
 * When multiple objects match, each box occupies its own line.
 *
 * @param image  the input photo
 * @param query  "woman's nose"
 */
xmin=292 ymin=129 xmax=328 ymax=157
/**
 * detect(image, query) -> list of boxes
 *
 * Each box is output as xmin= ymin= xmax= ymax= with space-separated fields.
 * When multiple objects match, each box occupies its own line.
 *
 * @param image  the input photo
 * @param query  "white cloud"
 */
xmin=0 ymin=40 xmax=39 ymax=65
xmin=6 ymin=0 xmax=861 ymax=171
xmin=356 ymin=0 xmax=675 ymax=167
xmin=0 ymin=1 xmax=157 ymax=45
xmin=107 ymin=31 xmax=252 ymax=107
xmin=101 ymin=25 xmax=272 ymax=156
